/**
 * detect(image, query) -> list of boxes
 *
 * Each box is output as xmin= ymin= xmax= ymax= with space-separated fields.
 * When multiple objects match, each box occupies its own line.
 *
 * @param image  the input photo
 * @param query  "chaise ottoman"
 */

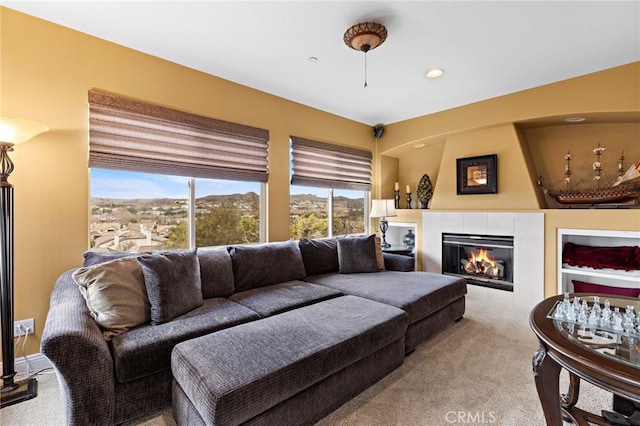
xmin=171 ymin=295 xmax=408 ymax=425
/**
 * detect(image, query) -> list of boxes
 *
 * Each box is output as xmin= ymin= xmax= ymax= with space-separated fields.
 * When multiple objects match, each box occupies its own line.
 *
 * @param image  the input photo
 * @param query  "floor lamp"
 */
xmin=370 ymin=199 xmax=397 ymax=248
xmin=0 ymin=115 xmax=48 ymax=408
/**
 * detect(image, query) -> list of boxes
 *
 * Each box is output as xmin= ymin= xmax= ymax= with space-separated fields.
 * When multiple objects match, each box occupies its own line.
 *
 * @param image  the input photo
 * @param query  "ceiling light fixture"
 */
xmin=343 ymin=22 xmax=388 ymax=88
xmin=563 ymin=117 xmax=586 ymax=123
xmin=426 ymin=68 xmax=444 ymax=79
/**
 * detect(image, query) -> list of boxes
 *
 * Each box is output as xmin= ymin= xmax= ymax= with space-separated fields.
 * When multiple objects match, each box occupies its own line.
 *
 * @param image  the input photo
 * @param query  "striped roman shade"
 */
xmin=290 ymin=136 xmax=372 ymax=191
xmin=88 ymin=89 xmax=269 ymax=182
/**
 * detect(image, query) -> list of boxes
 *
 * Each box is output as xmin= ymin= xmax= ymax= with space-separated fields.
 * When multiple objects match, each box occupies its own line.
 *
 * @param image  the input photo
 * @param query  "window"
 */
xmin=289 ymin=186 xmax=366 ymax=240
xmin=88 ymin=89 xmax=268 ymax=252
xmin=289 ymin=137 xmax=371 ymax=240
xmin=193 ymin=178 xmax=261 ymax=246
xmin=332 ymin=188 xmax=365 ymax=235
xmin=290 ymin=185 xmax=329 ymax=240
xmin=90 ymin=169 xmax=262 ymax=252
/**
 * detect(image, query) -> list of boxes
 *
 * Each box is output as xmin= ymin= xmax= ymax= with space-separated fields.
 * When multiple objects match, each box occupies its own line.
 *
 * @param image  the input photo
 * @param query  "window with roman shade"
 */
xmin=290 ymin=136 xmax=372 ymax=191
xmin=88 ymin=89 xmax=269 ymax=182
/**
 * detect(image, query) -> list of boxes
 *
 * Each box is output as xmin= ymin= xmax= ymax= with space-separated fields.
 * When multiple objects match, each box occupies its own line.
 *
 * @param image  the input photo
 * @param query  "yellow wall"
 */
xmin=1 ymin=8 xmax=372 ymax=355
xmin=430 ymin=124 xmax=541 ymax=210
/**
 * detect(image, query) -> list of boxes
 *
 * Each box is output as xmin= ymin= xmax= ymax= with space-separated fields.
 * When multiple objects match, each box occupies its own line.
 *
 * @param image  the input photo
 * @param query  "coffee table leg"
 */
xmin=562 ymin=372 xmax=581 ymax=407
xmin=533 ymin=344 xmax=563 ymax=426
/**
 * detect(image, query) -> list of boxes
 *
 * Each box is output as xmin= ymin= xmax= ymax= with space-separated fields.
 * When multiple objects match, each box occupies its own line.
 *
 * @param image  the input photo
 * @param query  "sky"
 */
xmin=90 ymin=168 xmax=329 ymax=199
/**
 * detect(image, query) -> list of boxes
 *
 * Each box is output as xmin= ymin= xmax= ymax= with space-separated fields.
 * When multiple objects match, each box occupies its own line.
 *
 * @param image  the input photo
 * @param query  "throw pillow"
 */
xmin=73 ymin=257 xmax=150 ymax=340
xmin=337 ymin=234 xmax=380 ymax=274
xmin=137 ymin=249 xmax=203 ymax=325
xmin=298 ymin=238 xmax=339 ymax=276
xmin=197 ymin=247 xmax=235 ymax=298
xmin=374 ymin=236 xmax=385 ymax=270
xmin=228 ymin=241 xmax=307 ymax=292
xmin=82 ymin=251 xmax=140 ymax=267
xmin=572 ymin=279 xmax=640 ymax=298
xmin=563 ymin=242 xmax=640 ymax=271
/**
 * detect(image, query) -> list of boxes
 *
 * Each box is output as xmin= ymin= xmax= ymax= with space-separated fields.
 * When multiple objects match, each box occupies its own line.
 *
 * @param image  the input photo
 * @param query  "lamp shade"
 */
xmin=370 ymin=199 xmax=397 ymax=218
xmin=0 ymin=115 xmax=49 ymax=145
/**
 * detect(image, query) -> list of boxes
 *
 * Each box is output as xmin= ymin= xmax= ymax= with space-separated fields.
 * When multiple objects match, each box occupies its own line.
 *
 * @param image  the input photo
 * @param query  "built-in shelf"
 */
xmin=560 ymin=267 xmax=640 ymax=282
xmin=557 ymin=228 xmax=640 ymax=294
xmin=386 ymin=222 xmax=417 ymax=248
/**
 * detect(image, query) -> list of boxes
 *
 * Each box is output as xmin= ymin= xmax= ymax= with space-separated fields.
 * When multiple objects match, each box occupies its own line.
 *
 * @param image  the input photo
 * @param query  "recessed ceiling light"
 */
xmin=563 ymin=117 xmax=586 ymax=123
xmin=425 ymin=68 xmax=444 ymax=79
xmin=412 ymin=143 xmax=425 ymax=149
xmin=308 ymin=57 xmax=318 ymax=63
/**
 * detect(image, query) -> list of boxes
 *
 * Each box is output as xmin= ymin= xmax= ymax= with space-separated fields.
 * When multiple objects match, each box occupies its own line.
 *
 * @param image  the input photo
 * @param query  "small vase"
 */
xmin=402 ymin=229 xmax=415 ymax=249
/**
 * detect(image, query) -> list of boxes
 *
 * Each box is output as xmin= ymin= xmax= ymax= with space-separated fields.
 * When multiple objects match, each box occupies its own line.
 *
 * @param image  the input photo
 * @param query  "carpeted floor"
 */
xmin=1 ymin=288 xmax=613 ymax=425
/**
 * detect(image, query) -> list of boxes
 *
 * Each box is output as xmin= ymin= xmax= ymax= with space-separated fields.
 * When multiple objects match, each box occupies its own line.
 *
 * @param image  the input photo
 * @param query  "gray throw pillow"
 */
xmin=137 ymin=249 xmax=203 ymax=325
xmin=228 ymin=241 xmax=307 ymax=292
xmin=197 ymin=247 xmax=235 ymax=298
xmin=337 ymin=235 xmax=380 ymax=274
xmin=83 ymin=251 xmax=139 ymax=267
xmin=298 ymin=238 xmax=339 ymax=276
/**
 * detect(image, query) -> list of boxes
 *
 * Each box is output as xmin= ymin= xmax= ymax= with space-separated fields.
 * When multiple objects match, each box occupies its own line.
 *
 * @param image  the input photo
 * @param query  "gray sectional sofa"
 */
xmin=41 ymin=236 xmax=466 ymax=425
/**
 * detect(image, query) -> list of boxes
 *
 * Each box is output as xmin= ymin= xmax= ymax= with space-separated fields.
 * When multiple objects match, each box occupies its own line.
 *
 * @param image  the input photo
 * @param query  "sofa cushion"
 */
xmin=229 ymin=280 xmax=343 ymax=317
xmin=337 ymin=235 xmax=379 ymax=274
xmin=228 ymin=241 xmax=307 ymax=292
xmin=110 ymin=298 xmax=260 ymax=383
xmin=73 ymin=257 xmax=151 ymax=340
xmin=306 ymin=271 xmax=467 ymax=325
xmin=383 ymin=252 xmax=415 ymax=272
xmin=82 ymin=251 xmax=143 ymax=267
xmin=171 ymin=295 xmax=407 ymax=425
xmin=298 ymin=237 xmax=339 ymax=276
xmin=197 ymin=247 xmax=235 ymax=298
xmin=137 ymin=250 xmax=203 ymax=325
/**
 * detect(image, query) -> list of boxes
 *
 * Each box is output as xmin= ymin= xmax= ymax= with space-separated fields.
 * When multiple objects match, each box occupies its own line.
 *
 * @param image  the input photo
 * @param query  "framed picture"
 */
xmin=456 ymin=154 xmax=497 ymax=195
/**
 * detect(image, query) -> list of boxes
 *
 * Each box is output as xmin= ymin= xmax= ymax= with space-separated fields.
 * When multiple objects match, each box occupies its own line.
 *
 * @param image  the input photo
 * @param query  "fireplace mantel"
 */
xmin=422 ymin=212 xmax=544 ymax=311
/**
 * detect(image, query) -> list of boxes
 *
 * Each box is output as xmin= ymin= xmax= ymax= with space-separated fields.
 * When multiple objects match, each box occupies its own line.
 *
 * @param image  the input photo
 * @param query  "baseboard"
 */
xmin=0 ymin=353 xmax=53 ymax=378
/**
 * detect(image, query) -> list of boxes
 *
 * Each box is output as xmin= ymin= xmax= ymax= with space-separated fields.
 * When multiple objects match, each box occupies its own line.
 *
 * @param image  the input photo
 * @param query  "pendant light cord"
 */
xmin=364 ymin=52 xmax=368 ymax=88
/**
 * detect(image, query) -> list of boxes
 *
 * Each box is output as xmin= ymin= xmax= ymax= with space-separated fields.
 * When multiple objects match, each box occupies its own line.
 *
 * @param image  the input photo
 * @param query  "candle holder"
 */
xmin=406 ymin=192 xmax=412 ymax=209
xmin=394 ymin=190 xmax=400 ymax=209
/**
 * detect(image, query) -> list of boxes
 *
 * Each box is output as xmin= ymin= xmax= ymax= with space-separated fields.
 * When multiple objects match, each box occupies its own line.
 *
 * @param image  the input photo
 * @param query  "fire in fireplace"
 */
xmin=442 ymin=233 xmax=514 ymax=292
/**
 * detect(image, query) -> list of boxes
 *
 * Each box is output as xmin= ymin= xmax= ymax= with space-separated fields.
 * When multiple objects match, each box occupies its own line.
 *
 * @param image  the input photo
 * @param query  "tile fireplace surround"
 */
xmin=422 ymin=212 xmax=544 ymax=312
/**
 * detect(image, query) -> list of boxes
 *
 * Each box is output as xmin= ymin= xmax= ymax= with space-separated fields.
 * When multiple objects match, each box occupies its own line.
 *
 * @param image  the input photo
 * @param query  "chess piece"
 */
xmin=612 ymin=307 xmax=623 ymax=331
xmin=588 ymin=308 xmax=599 ymax=325
xmin=554 ymin=302 xmax=565 ymax=319
xmin=600 ymin=300 xmax=612 ymax=327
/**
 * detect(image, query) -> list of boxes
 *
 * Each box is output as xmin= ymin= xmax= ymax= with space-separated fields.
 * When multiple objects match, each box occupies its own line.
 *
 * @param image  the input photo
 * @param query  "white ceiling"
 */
xmin=4 ymin=1 xmax=640 ymax=126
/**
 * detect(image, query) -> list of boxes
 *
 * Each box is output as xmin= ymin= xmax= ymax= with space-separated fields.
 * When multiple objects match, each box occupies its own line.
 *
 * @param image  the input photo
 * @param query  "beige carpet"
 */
xmin=1 ymin=290 xmax=612 ymax=425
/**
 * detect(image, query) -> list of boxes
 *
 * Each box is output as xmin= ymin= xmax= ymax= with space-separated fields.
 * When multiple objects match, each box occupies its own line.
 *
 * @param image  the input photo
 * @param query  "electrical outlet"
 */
xmin=14 ymin=319 xmax=34 ymax=336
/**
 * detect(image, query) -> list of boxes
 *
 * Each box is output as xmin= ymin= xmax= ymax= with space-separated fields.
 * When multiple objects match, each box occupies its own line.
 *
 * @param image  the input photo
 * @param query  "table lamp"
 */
xmin=370 ymin=199 xmax=396 ymax=248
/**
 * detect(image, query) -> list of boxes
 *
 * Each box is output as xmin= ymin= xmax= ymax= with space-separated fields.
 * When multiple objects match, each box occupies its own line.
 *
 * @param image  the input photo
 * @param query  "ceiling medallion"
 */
xmin=343 ymin=22 xmax=388 ymax=88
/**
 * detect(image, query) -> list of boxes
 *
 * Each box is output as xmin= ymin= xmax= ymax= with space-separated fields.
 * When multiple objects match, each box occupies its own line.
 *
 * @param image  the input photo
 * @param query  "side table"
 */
xmin=381 ymin=245 xmax=414 ymax=256
xmin=530 ymin=294 xmax=640 ymax=426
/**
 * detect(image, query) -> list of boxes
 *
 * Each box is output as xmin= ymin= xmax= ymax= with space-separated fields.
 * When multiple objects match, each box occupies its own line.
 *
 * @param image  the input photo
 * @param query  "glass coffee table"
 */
xmin=530 ymin=294 xmax=640 ymax=426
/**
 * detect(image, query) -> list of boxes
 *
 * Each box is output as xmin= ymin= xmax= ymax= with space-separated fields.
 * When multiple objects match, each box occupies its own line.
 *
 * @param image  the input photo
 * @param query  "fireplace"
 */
xmin=442 ymin=233 xmax=514 ymax=292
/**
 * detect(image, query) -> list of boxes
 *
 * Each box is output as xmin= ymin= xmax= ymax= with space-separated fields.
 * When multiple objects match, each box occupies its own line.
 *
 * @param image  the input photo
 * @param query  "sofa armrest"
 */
xmin=383 ymin=253 xmax=415 ymax=272
xmin=41 ymin=269 xmax=115 ymax=426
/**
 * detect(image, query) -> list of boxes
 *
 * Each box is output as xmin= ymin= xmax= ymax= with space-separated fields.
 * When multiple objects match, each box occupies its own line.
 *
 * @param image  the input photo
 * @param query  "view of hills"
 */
xmin=91 ymin=192 xmax=362 ymax=225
